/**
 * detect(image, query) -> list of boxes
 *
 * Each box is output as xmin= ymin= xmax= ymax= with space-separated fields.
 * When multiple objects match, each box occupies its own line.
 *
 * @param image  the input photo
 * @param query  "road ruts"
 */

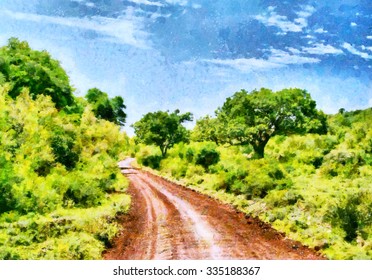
xmin=104 ymin=158 xmax=325 ymax=260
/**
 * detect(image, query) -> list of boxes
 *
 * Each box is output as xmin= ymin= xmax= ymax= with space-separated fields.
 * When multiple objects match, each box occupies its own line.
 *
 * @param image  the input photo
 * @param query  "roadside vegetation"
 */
xmin=135 ymin=90 xmax=372 ymax=260
xmin=0 ymin=38 xmax=130 ymax=259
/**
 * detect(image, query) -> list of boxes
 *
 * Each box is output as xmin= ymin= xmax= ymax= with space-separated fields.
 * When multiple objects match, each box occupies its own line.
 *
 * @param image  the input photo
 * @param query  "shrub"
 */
xmin=230 ymin=159 xmax=292 ymax=199
xmin=325 ymin=192 xmax=372 ymax=243
xmin=195 ymin=146 xmax=220 ymax=170
xmin=142 ymin=155 xmax=162 ymax=169
xmin=185 ymin=147 xmax=194 ymax=162
xmin=0 ymin=156 xmax=16 ymax=213
xmin=320 ymin=148 xmax=365 ymax=178
xmin=160 ymin=157 xmax=188 ymax=179
xmin=50 ymin=128 xmax=80 ymax=170
xmin=136 ymin=145 xmax=163 ymax=169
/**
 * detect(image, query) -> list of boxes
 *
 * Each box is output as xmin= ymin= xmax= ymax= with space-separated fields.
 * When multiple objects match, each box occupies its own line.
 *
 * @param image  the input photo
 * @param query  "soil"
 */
xmin=103 ymin=159 xmax=325 ymax=260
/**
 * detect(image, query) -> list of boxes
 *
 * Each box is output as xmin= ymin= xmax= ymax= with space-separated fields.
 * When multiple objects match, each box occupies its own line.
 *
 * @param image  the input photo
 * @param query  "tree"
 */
xmin=191 ymin=115 xmax=221 ymax=144
xmin=85 ymin=88 xmax=127 ymax=126
xmin=216 ymin=88 xmax=327 ymax=158
xmin=110 ymin=96 xmax=127 ymax=126
xmin=132 ymin=110 xmax=193 ymax=157
xmin=0 ymin=38 xmax=74 ymax=109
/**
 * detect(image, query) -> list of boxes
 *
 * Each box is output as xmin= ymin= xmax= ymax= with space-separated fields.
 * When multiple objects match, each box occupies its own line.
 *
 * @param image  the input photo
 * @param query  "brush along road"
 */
xmin=104 ymin=158 xmax=324 ymax=260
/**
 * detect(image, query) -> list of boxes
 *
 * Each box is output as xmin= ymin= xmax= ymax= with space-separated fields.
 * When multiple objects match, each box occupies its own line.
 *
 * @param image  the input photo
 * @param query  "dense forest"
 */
xmin=0 ymin=39 xmax=131 ymax=259
xmin=1 ymin=38 xmax=371 ymax=260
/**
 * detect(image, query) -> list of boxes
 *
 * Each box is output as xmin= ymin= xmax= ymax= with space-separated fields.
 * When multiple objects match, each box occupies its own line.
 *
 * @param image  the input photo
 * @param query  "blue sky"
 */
xmin=0 ymin=0 xmax=371 ymax=134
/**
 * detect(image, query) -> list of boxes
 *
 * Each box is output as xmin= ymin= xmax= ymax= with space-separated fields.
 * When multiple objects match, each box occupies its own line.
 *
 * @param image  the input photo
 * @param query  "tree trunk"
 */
xmin=160 ymin=145 xmax=168 ymax=157
xmin=252 ymin=139 xmax=269 ymax=159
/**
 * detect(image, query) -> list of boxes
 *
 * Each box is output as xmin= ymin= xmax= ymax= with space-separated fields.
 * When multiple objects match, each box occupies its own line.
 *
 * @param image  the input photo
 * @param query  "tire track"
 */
xmin=104 ymin=159 xmax=325 ymax=260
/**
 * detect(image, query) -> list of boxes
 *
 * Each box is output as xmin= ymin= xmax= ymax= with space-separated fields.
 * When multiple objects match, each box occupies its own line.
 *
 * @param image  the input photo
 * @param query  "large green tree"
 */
xmin=85 ymin=88 xmax=127 ymax=126
xmin=0 ymin=38 xmax=74 ymax=109
xmin=132 ymin=110 xmax=193 ymax=156
xmin=216 ymin=88 xmax=327 ymax=158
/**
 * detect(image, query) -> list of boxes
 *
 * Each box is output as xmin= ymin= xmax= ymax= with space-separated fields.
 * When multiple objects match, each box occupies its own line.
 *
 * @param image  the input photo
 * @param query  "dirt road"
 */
xmin=104 ymin=159 xmax=324 ymax=260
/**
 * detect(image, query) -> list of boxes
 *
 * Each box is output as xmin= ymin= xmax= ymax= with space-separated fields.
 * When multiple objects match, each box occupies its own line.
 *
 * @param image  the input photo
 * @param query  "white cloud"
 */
xmin=350 ymin=22 xmax=357 ymax=27
xmin=314 ymin=27 xmax=327 ymax=34
xmin=128 ymin=0 xmax=164 ymax=7
xmin=202 ymin=58 xmax=281 ymax=72
xmin=192 ymin=3 xmax=202 ymax=9
xmin=256 ymin=5 xmax=315 ymax=33
xmin=342 ymin=42 xmax=372 ymax=59
xmin=361 ymin=45 xmax=372 ymax=52
xmin=287 ymin=47 xmax=302 ymax=54
xmin=269 ymin=48 xmax=320 ymax=65
xmin=1 ymin=9 xmax=150 ymax=49
xmin=256 ymin=13 xmax=304 ymax=32
xmin=303 ymin=43 xmax=343 ymax=55
xmin=202 ymin=49 xmax=320 ymax=73
xmin=296 ymin=5 xmax=316 ymax=18
xmin=367 ymin=36 xmax=372 ymax=40
xmin=165 ymin=0 xmax=188 ymax=6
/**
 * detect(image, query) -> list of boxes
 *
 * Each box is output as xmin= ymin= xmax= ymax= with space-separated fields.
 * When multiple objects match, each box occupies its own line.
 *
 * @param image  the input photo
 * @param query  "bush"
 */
xmin=230 ymin=159 xmax=292 ymax=199
xmin=325 ymin=192 xmax=372 ymax=243
xmin=0 ymin=156 xmax=16 ymax=213
xmin=320 ymin=148 xmax=365 ymax=178
xmin=63 ymin=172 xmax=104 ymax=208
xmin=195 ymin=146 xmax=220 ymax=170
xmin=50 ymin=127 xmax=80 ymax=170
xmin=160 ymin=157 xmax=188 ymax=179
xmin=142 ymin=155 xmax=163 ymax=169
xmin=136 ymin=145 xmax=163 ymax=169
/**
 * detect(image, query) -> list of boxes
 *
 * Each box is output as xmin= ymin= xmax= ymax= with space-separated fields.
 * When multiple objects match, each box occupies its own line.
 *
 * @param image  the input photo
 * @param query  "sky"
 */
xmin=0 ymin=0 xmax=371 ymax=135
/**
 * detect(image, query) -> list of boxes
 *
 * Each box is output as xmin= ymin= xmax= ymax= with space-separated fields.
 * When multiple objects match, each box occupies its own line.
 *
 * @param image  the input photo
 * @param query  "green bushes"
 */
xmin=195 ymin=146 xmax=220 ymax=170
xmin=230 ymin=159 xmax=292 ymax=198
xmin=0 ymin=156 xmax=16 ymax=213
xmin=136 ymin=145 xmax=163 ymax=169
xmin=0 ymin=83 xmax=130 ymax=259
xmin=325 ymin=192 xmax=372 ymax=243
xmin=0 ymin=192 xmax=130 ymax=259
xmin=50 ymin=127 xmax=80 ymax=170
xmin=0 ymin=193 xmax=129 ymax=259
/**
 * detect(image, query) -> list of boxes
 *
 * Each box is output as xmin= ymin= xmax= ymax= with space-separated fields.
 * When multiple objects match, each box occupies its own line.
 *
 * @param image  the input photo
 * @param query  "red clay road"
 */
xmin=104 ymin=159 xmax=325 ymax=260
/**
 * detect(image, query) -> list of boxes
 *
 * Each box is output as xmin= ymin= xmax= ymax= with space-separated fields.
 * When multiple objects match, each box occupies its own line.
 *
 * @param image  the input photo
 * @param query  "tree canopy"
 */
xmin=191 ymin=115 xmax=221 ymax=144
xmin=85 ymin=88 xmax=127 ymax=126
xmin=132 ymin=110 xmax=193 ymax=156
xmin=0 ymin=38 xmax=74 ymax=109
xmin=214 ymin=88 xmax=327 ymax=158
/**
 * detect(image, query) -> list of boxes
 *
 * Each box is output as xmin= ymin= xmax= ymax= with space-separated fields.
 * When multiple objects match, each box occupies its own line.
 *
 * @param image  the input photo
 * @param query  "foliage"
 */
xmin=136 ymin=145 xmax=163 ymax=169
xmin=195 ymin=145 xmax=220 ymax=170
xmin=214 ymin=88 xmax=327 ymax=158
xmin=85 ymin=88 xmax=127 ymax=126
xmin=0 ymin=58 xmax=130 ymax=259
xmin=325 ymin=192 xmax=372 ymax=242
xmin=0 ymin=194 xmax=130 ymax=259
xmin=0 ymin=38 xmax=74 ymax=109
xmin=136 ymin=105 xmax=372 ymax=260
xmin=191 ymin=115 xmax=221 ymax=144
xmin=132 ymin=109 xmax=193 ymax=156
